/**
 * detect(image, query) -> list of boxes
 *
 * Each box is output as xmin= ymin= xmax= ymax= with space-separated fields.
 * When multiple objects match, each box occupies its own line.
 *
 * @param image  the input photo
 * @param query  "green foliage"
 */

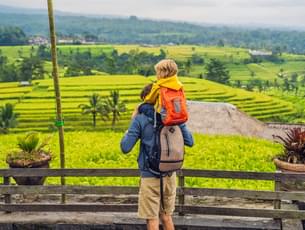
xmin=6 ymin=132 xmax=51 ymax=167
xmin=0 ymin=132 xmax=282 ymax=190
xmin=19 ymin=56 xmax=45 ymax=81
xmin=100 ymin=90 xmax=127 ymax=128
xmin=205 ymin=59 xmax=230 ymax=84
xmin=0 ymin=103 xmax=18 ymax=133
xmin=0 ymin=50 xmax=45 ymax=82
xmin=274 ymin=128 xmax=305 ymax=164
xmin=16 ymin=132 xmax=50 ymax=154
xmin=79 ymin=93 xmax=103 ymax=127
xmin=2 ymin=10 xmax=305 ymax=54
xmin=58 ymin=48 xmax=165 ymax=77
xmin=0 ymin=26 xmax=27 ymax=46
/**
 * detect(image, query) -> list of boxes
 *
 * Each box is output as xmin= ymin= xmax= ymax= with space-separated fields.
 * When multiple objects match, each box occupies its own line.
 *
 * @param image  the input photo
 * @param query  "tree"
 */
xmin=217 ymin=39 xmax=225 ymax=47
xmin=290 ymin=73 xmax=298 ymax=83
xmin=277 ymin=68 xmax=285 ymax=78
xmin=1 ymin=64 xmax=19 ymax=82
xmin=249 ymin=79 xmax=263 ymax=92
xmin=184 ymin=60 xmax=192 ymax=75
xmin=245 ymin=82 xmax=254 ymax=91
xmin=159 ymin=49 xmax=166 ymax=59
xmin=235 ymin=80 xmax=242 ymax=88
xmin=19 ymin=56 xmax=45 ymax=81
xmin=274 ymin=78 xmax=280 ymax=89
xmin=0 ymin=26 xmax=27 ymax=46
xmin=191 ymin=53 xmax=204 ymax=64
xmin=265 ymin=80 xmax=270 ymax=89
xmin=78 ymin=93 xmax=102 ymax=127
xmin=100 ymin=91 xmax=127 ymax=129
xmin=272 ymin=46 xmax=282 ymax=56
xmin=205 ymin=59 xmax=230 ymax=84
xmin=37 ymin=45 xmax=51 ymax=60
xmin=300 ymin=75 xmax=305 ymax=87
xmin=0 ymin=103 xmax=18 ymax=134
xmin=283 ymin=78 xmax=290 ymax=91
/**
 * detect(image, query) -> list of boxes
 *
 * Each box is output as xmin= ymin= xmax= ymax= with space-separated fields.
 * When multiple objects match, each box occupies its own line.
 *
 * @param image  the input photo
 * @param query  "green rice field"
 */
xmin=0 ymin=75 xmax=296 ymax=133
xmin=0 ymin=132 xmax=282 ymax=190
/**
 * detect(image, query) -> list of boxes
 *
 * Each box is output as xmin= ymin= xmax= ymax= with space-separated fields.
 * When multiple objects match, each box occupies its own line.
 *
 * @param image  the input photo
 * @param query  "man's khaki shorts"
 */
xmin=138 ymin=173 xmax=176 ymax=219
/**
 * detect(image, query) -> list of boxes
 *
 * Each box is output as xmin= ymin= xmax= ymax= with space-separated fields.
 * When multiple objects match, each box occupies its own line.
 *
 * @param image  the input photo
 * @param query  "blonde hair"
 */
xmin=154 ymin=59 xmax=178 ymax=79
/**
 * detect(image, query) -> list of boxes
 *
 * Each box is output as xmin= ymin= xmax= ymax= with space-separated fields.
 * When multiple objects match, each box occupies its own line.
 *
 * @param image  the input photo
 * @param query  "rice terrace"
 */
xmin=1 ymin=0 xmax=305 ymax=229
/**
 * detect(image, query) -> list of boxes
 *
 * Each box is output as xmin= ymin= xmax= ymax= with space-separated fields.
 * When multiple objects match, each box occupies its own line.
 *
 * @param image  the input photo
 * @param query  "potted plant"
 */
xmin=6 ymin=132 xmax=52 ymax=185
xmin=273 ymin=128 xmax=305 ymax=190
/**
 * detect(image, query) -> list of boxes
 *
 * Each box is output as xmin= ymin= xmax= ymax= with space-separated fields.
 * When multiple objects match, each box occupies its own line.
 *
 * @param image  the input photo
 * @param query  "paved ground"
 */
xmin=0 ymin=212 xmax=281 ymax=230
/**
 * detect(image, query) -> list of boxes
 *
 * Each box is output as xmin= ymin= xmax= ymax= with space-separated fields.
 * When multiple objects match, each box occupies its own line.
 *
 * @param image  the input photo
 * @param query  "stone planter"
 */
xmin=7 ymin=153 xmax=51 ymax=185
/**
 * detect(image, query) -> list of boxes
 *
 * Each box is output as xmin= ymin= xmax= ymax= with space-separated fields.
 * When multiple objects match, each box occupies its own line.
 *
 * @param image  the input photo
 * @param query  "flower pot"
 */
xmin=273 ymin=158 xmax=305 ymax=191
xmin=7 ymin=153 xmax=51 ymax=186
xmin=274 ymin=158 xmax=305 ymax=172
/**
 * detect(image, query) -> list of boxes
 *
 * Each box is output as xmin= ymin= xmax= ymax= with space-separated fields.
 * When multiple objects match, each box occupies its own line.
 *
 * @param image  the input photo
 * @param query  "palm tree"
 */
xmin=100 ymin=90 xmax=127 ymax=129
xmin=78 ymin=93 xmax=102 ymax=127
xmin=0 ymin=103 xmax=18 ymax=134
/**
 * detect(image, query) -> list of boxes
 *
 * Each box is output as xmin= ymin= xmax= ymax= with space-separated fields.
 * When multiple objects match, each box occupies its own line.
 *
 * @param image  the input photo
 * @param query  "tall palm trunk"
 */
xmin=47 ymin=0 xmax=66 ymax=203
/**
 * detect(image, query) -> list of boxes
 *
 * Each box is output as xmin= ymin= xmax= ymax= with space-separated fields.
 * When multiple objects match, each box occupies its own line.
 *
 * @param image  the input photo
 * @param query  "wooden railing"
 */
xmin=1 ymin=168 xmax=305 ymax=220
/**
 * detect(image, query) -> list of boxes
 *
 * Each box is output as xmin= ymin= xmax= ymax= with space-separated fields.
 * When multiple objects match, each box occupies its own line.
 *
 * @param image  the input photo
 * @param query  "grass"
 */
xmin=0 ymin=132 xmax=282 ymax=190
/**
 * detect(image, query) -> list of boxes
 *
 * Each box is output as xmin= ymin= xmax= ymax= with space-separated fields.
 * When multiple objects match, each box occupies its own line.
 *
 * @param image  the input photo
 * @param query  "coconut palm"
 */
xmin=78 ymin=93 xmax=102 ymax=127
xmin=0 ymin=103 xmax=18 ymax=134
xmin=100 ymin=90 xmax=127 ymax=128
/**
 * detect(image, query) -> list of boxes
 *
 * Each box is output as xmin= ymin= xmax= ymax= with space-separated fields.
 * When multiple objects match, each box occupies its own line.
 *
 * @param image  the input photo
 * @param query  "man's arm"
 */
xmin=179 ymin=123 xmax=194 ymax=147
xmin=120 ymin=117 xmax=141 ymax=153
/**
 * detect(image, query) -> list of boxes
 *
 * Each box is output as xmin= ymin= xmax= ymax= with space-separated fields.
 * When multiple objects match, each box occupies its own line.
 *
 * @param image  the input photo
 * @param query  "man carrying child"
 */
xmin=121 ymin=59 xmax=194 ymax=230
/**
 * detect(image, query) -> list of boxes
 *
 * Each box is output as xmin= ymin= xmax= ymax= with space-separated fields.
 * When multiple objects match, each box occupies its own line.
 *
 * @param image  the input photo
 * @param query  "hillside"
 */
xmin=0 ymin=5 xmax=305 ymax=53
xmin=0 ymin=75 xmax=295 ymax=133
xmin=187 ymin=101 xmax=285 ymax=140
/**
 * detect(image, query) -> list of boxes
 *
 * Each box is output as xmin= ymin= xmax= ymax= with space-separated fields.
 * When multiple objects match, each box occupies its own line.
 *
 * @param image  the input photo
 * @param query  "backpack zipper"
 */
xmin=164 ymin=133 xmax=170 ymax=157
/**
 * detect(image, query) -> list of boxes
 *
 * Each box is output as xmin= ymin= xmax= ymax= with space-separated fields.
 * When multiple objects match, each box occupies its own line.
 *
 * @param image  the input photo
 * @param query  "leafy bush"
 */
xmin=274 ymin=128 xmax=305 ymax=164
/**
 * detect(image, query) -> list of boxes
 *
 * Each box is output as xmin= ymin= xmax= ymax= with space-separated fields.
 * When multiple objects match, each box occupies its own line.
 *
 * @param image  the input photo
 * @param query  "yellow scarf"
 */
xmin=144 ymin=75 xmax=183 ymax=112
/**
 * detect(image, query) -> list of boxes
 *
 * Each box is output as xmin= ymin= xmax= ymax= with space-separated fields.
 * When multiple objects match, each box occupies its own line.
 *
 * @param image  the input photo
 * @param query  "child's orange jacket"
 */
xmin=144 ymin=75 xmax=183 ymax=112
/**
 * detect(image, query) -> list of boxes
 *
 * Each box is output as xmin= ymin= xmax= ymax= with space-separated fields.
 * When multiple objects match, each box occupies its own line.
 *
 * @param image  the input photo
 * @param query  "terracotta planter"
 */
xmin=274 ymin=158 xmax=305 ymax=172
xmin=273 ymin=158 xmax=305 ymax=191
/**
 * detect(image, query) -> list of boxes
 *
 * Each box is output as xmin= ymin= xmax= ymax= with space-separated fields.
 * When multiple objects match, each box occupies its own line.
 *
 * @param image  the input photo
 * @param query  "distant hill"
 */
xmin=0 ymin=4 xmax=305 ymax=54
xmin=0 ymin=4 xmax=46 ymax=14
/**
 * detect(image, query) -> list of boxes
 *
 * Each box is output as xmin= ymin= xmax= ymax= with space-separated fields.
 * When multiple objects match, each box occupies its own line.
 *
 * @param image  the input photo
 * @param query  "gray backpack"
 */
xmin=146 ymin=122 xmax=185 ymax=176
xmin=146 ymin=113 xmax=185 ymax=208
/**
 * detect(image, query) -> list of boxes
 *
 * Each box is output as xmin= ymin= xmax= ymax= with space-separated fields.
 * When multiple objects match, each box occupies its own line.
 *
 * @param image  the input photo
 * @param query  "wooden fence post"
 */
xmin=178 ymin=171 xmax=185 ymax=216
xmin=274 ymin=172 xmax=282 ymax=228
xmin=4 ymin=176 xmax=11 ymax=213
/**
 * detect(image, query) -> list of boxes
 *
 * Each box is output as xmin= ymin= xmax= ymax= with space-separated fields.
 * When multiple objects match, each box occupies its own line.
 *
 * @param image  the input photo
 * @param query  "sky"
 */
xmin=1 ymin=0 xmax=305 ymax=29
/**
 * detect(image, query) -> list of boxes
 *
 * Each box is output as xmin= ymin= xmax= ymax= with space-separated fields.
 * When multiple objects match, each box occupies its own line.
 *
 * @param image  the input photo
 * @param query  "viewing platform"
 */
xmin=1 ymin=168 xmax=305 ymax=229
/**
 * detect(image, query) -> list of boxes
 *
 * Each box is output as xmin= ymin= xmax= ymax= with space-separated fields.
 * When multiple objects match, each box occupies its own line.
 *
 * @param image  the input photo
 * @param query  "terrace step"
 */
xmin=242 ymin=104 xmax=289 ymax=112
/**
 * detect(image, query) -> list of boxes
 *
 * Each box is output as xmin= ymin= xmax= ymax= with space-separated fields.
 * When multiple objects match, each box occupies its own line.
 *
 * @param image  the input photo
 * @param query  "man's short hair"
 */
xmin=140 ymin=83 xmax=153 ymax=101
xmin=155 ymin=59 xmax=178 ymax=79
